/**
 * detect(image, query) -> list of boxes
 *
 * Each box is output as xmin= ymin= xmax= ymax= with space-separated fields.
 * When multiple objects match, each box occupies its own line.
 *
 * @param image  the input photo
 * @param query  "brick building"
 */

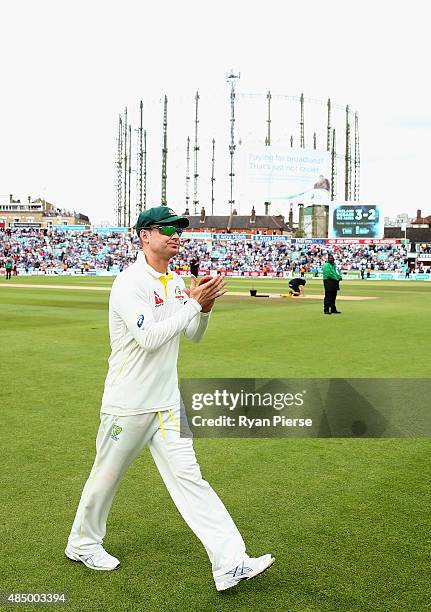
xmin=0 ymin=195 xmax=90 ymax=230
xmin=182 ymin=206 xmax=289 ymax=235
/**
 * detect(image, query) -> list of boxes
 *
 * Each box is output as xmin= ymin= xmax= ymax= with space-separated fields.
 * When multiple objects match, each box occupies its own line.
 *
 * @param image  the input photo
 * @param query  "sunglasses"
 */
xmin=149 ymin=225 xmax=184 ymax=237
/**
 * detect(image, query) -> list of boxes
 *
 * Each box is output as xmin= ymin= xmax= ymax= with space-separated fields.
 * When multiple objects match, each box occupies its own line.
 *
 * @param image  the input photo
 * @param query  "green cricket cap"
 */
xmin=135 ymin=206 xmax=189 ymax=235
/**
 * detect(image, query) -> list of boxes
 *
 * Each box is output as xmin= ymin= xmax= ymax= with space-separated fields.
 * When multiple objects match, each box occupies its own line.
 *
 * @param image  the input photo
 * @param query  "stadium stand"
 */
xmin=0 ymin=227 xmax=423 ymax=277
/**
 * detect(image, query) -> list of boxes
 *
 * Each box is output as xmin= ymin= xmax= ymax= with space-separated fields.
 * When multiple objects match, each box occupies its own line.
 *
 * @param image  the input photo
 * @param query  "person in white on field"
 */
xmin=65 ymin=205 xmax=274 ymax=592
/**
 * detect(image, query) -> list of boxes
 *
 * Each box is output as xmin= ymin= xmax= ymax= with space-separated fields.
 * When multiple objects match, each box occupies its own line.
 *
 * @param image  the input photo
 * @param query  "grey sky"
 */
xmin=1 ymin=0 xmax=429 ymax=224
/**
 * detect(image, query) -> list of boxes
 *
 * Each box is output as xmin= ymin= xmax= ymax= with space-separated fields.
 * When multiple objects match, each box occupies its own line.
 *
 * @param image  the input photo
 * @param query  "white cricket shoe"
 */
xmin=65 ymin=546 xmax=120 ymax=571
xmin=215 ymin=554 xmax=275 ymax=592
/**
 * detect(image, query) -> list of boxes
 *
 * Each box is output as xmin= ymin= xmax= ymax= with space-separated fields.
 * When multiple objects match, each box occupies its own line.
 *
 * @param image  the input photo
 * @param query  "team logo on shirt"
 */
xmin=175 ymin=285 xmax=184 ymax=300
xmin=154 ymin=291 xmax=164 ymax=306
xmin=137 ymin=314 xmax=145 ymax=328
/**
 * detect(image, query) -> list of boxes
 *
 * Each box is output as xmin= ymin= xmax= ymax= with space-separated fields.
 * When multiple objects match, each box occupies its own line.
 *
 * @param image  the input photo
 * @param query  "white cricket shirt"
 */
xmin=101 ymin=251 xmax=210 ymax=415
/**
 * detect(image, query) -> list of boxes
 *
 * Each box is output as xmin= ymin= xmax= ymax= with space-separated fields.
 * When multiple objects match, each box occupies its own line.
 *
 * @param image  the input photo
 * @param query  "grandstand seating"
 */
xmin=0 ymin=228 xmax=424 ymax=275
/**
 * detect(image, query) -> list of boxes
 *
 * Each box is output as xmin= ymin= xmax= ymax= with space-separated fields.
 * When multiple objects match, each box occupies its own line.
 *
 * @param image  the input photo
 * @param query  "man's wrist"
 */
xmin=187 ymin=298 xmax=202 ymax=312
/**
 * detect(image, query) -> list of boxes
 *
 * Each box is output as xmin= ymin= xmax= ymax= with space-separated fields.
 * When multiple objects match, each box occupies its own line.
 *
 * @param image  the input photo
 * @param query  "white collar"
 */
xmin=137 ymin=251 xmax=172 ymax=278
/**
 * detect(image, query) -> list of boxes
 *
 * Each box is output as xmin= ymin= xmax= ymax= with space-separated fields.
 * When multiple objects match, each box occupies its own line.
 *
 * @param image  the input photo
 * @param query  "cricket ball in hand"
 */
xmin=184 ymin=275 xmax=213 ymax=297
xmin=199 ymin=275 xmax=213 ymax=285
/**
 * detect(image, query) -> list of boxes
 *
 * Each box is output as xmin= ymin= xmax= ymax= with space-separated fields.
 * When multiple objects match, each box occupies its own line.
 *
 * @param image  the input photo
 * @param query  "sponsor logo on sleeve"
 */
xmin=137 ymin=314 xmax=145 ymax=328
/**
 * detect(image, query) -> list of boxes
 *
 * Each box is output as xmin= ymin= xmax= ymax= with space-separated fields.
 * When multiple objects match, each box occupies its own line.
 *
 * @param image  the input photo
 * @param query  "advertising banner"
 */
xmin=326 ymin=238 xmax=399 ymax=245
xmin=366 ymin=272 xmax=431 ymax=281
xmin=241 ymin=147 xmax=331 ymax=202
xmin=93 ymin=226 xmax=129 ymax=233
xmin=182 ymin=232 xmax=212 ymax=240
xmin=55 ymin=225 xmax=88 ymax=232
xmin=251 ymin=235 xmax=291 ymax=242
xmin=11 ymin=222 xmax=42 ymax=228
xmin=292 ymin=238 xmax=326 ymax=245
xmin=212 ymin=233 xmax=250 ymax=240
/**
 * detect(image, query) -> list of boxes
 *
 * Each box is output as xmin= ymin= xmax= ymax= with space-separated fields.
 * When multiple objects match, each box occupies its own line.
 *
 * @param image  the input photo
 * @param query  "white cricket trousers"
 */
xmin=67 ymin=406 xmax=246 ymax=578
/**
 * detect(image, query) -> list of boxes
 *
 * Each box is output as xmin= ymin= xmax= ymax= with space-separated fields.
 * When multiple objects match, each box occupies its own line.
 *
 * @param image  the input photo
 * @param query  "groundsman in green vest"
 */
xmin=322 ymin=254 xmax=342 ymax=314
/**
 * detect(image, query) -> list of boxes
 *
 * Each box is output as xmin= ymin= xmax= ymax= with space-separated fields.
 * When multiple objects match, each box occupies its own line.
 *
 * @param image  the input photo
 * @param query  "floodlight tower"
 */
xmin=326 ymin=98 xmax=331 ymax=152
xmin=354 ymin=112 xmax=360 ymax=201
xmin=128 ymin=124 xmax=132 ymax=227
xmin=161 ymin=95 xmax=168 ymax=205
xmin=331 ymin=128 xmax=337 ymax=201
xmin=313 ymin=132 xmax=317 ymax=150
xmin=265 ymin=90 xmax=271 ymax=146
xmin=137 ymin=100 xmax=143 ymax=215
xmin=143 ymin=129 xmax=147 ymax=210
xmin=185 ymin=136 xmax=191 ymax=212
xmin=227 ymin=70 xmax=240 ymax=215
xmin=211 ymin=138 xmax=215 ymax=215
xmin=344 ymin=105 xmax=352 ymax=201
xmin=300 ymin=93 xmax=305 ymax=148
xmin=123 ymin=107 xmax=128 ymax=227
xmin=193 ymin=91 xmax=200 ymax=215
xmin=116 ymin=115 xmax=123 ymax=226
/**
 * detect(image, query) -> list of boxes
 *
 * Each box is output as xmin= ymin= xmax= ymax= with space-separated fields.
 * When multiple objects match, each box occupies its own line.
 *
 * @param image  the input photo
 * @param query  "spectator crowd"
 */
xmin=173 ymin=240 xmax=414 ymax=276
xmin=0 ymin=228 xmax=135 ymax=274
xmin=1 ymin=227 xmax=429 ymax=277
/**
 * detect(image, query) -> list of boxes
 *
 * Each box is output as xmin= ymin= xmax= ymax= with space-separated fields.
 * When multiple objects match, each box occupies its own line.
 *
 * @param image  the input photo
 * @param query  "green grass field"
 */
xmin=1 ymin=276 xmax=430 ymax=612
